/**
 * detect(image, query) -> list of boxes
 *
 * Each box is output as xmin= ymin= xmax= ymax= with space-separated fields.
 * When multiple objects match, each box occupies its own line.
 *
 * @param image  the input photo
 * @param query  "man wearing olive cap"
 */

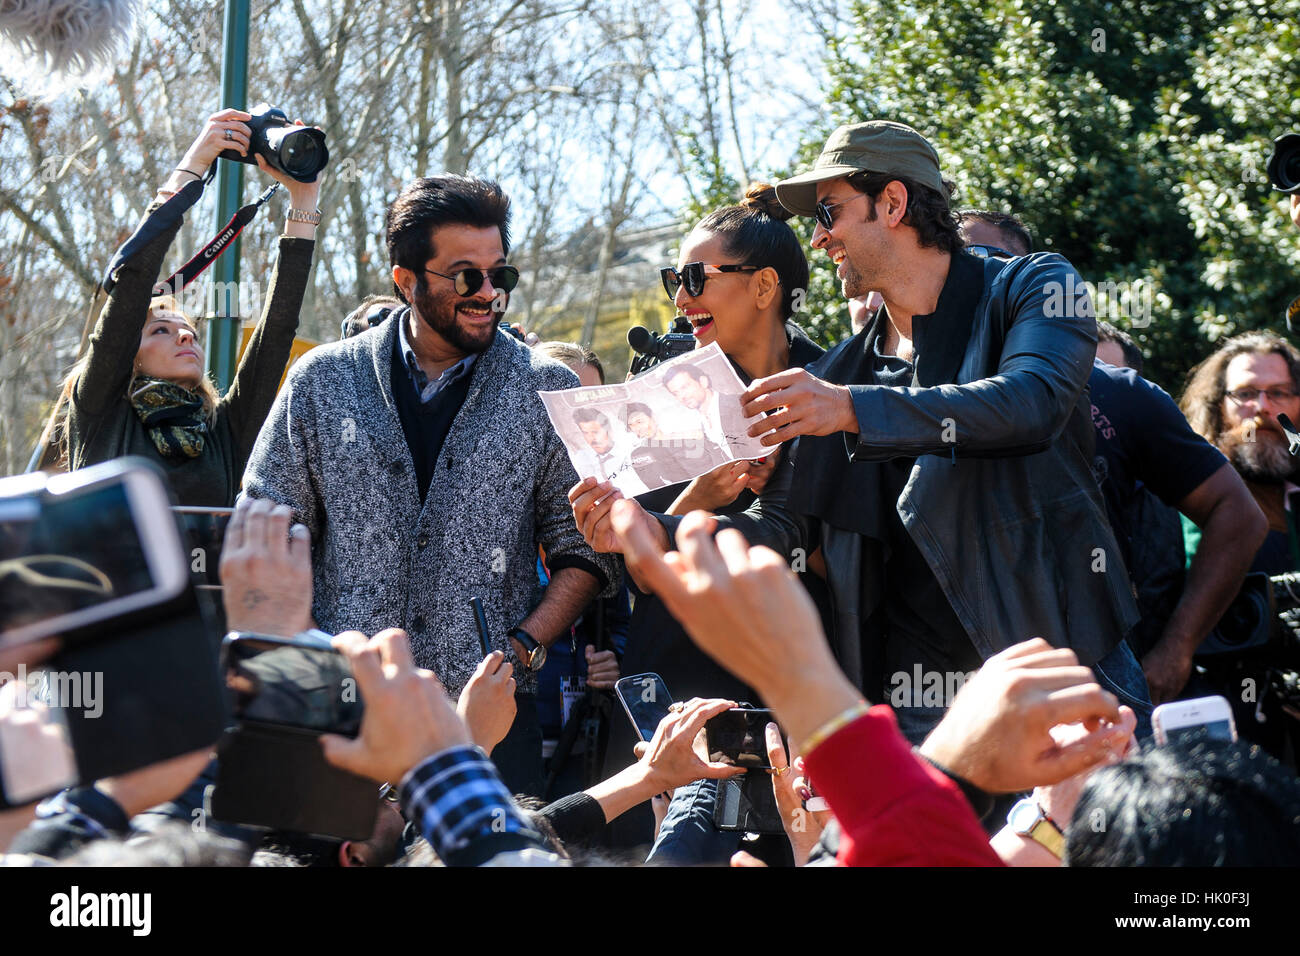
xmin=600 ymin=120 xmax=1151 ymax=742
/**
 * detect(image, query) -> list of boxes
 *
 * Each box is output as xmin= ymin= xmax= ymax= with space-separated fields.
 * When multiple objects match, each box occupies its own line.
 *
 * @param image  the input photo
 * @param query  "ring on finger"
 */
xmin=225 ymin=129 xmax=234 ymax=141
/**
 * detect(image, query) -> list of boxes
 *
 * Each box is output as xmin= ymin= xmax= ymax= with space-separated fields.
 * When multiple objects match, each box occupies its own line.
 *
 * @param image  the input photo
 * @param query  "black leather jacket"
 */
xmin=660 ymin=251 xmax=1139 ymax=689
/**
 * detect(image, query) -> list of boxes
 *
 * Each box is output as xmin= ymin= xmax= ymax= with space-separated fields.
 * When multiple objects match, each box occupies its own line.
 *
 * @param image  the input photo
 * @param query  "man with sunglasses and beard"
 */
xmin=242 ymin=175 xmax=619 ymax=796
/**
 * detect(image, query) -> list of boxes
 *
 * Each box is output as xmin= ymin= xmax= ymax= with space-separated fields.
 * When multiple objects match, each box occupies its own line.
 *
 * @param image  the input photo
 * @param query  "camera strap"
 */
xmin=158 ymin=183 xmax=281 ymax=294
xmin=101 ymin=180 xmax=280 ymax=295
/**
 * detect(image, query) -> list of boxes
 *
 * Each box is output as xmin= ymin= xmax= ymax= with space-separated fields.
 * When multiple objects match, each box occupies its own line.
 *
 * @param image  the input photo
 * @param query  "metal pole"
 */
xmin=207 ymin=0 xmax=251 ymax=391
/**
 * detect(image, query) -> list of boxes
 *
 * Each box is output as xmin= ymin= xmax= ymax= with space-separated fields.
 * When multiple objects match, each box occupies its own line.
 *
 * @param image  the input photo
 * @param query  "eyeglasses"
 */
xmin=659 ymin=262 xmax=759 ymax=300
xmin=1226 ymin=387 xmax=1298 ymax=405
xmin=814 ymin=193 xmax=868 ymax=231
xmin=423 ymin=265 xmax=520 ymax=297
xmin=966 ymin=244 xmax=1016 ymax=259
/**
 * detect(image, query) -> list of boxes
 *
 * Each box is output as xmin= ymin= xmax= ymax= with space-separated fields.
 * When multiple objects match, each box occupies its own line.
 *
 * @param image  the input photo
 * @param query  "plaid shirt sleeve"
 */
xmin=399 ymin=746 xmax=548 ymax=866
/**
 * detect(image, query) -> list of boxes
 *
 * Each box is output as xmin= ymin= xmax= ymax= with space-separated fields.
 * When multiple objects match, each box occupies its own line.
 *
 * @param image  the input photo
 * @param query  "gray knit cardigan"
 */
xmin=241 ymin=314 xmax=620 ymax=696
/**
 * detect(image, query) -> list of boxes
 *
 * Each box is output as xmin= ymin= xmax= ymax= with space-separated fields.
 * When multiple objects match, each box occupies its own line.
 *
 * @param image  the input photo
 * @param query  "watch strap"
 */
xmin=1009 ymin=798 xmax=1065 ymax=859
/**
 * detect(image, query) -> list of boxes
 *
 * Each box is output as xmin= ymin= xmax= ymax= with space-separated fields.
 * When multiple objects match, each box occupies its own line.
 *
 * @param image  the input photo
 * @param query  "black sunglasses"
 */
xmin=659 ymin=262 xmax=760 ymax=300
xmin=965 ymin=244 xmax=1016 ymax=259
xmin=423 ymin=265 xmax=520 ymax=297
xmin=814 ymin=193 xmax=868 ymax=231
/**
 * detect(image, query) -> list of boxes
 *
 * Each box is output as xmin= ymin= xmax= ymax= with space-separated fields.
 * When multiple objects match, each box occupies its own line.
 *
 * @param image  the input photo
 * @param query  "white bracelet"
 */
xmin=286 ymin=208 xmax=322 ymax=225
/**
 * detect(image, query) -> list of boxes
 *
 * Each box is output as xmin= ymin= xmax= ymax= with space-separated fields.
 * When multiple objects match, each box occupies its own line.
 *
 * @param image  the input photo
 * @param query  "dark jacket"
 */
xmin=66 ymin=202 xmax=314 ymax=507
xmin=662 ymin=252 xmax=1139 ymax=687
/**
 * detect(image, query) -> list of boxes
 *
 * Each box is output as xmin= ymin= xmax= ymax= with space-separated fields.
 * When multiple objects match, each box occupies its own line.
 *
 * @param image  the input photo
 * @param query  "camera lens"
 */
xmin=1281 ymin=152 xmax=1300 ymax=192
xmin=1268 ymin=133 xmax=1300 ymax=193
xmin=266 ymin=126 xmax=328 ymax=181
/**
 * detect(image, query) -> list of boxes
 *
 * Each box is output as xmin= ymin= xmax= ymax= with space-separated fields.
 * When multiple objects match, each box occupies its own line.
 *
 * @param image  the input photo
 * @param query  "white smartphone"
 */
xmin=0 ymin=459 xmax=190 ymax=648
xmin=1152 ymin=694 xmax=1238 ymax=746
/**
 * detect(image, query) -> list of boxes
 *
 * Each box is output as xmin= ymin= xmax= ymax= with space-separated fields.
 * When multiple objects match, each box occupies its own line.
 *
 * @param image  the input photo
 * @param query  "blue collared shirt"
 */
xmin=398 ymin=746 xmax=542 ymax=863
xmin=398 ymin=312 xmax=478 ymax=403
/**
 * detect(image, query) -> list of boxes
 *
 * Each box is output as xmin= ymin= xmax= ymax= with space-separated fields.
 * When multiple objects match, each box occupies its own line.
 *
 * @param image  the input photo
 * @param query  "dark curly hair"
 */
xmin=845 ymin=171 xmax=962 ymax=254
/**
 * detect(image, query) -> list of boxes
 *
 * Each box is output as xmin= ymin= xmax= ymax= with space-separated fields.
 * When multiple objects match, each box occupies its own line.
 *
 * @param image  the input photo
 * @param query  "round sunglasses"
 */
xmin=424 ymin=265 xmax=520 ymax=297
xmin=659 ymin=261 xmax=759 ymax=300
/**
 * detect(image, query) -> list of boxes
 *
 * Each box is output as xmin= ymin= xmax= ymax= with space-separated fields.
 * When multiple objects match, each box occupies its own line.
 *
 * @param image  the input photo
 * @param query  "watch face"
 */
xmin=1008 ymin=798 xmax=1042 ymax=833
xmin=529 ymin=644 xmax=547 ymax=671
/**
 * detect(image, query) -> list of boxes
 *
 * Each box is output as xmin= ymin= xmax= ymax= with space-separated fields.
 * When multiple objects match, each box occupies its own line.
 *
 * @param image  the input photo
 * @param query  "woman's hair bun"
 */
xmin=740 ymin=182 xmax=792 ymax=222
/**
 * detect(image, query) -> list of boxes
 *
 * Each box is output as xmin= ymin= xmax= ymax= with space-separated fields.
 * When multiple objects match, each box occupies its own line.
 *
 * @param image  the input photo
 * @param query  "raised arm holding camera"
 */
xmin=57 ymin=109 xmax=321 ymax=507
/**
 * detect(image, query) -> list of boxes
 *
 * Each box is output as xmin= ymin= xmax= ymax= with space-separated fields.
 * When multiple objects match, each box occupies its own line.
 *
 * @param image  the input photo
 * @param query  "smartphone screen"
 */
xmin=225 ymin=637 xmax=362 ymax=736
xmin=1164 ymin=719 xmax=1236 ymax=745
xmin=1153 ymin=695 xmax=1238 ymax=746
xmin=614 ymin=673 xmax=672 ymax=742
xmin=0 ymin=483 xmax=156 ymax=637
xmin=706 ymin=707 xmax=777 ymax=769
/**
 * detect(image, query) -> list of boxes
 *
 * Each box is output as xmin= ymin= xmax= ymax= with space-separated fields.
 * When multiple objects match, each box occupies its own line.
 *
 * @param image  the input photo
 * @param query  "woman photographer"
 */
xmin=592 ymin=184 xmax=828 ymax=856
xmin=59 ymin=108 xmax=320 ymax=507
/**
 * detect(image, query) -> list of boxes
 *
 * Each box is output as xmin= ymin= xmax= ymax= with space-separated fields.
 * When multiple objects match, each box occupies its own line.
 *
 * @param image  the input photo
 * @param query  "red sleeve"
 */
xmin=803 ymin=705 xmax=1003 ymax=867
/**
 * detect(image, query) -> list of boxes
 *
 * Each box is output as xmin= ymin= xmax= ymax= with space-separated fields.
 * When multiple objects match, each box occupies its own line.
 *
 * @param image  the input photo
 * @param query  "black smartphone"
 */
xmin=222 ymin=634 xmax=362 ymax=735
xmin=0 ymin=459 xmax=224 ymax=807
xmin=707 ymin=707 xmax=788 ymax=835
xmin=212 ymin=633 xmax=376 ymax=840
xmin=614 ymin=673 xmax=673 ymax=742
xmin=705 ymin=707 xmax=777 ymax=769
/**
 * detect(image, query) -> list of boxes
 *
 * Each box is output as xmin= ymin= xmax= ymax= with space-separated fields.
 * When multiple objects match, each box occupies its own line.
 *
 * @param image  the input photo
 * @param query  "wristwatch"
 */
xmin=508 ymin=625 xmax=547 ymax=671
xmin=286 ymin=207 xmax=322 ymax=225
xmin=1007 ymin=797 xmax=1065 ymax=859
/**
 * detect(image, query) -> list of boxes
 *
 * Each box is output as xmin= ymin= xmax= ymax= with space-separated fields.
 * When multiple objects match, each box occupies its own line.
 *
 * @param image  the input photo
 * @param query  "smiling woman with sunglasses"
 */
xmin=593 ymin=184 xmax=830 ymax=854
xmin=656 ymin=183 xmax=823 ymax=515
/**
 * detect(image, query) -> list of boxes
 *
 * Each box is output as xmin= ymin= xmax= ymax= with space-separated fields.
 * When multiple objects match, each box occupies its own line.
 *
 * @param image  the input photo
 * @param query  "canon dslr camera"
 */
xmin=219 ymin=103 xmax=328 ymax=183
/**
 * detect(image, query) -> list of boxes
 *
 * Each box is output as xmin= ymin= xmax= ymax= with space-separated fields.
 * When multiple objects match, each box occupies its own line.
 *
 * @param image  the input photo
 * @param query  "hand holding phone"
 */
xmin=633 ymin=697 xmax=744 ymax=795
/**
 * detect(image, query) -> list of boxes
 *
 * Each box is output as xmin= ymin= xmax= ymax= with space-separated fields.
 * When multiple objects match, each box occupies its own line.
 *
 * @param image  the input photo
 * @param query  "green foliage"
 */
xmin=800 ymin=0 xmax=1300 ymax=389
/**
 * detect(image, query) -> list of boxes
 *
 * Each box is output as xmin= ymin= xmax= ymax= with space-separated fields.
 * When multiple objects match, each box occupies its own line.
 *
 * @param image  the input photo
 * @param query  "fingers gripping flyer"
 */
xmin=540 ymin=343 xmax=772 ymax=495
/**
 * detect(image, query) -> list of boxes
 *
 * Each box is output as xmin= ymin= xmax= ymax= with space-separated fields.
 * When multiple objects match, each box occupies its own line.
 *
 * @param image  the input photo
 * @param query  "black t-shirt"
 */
xmin=870 ymin=337 xmax=982 ymax=684
xmin=1088 ymin=359 xmax=1226 ymax=568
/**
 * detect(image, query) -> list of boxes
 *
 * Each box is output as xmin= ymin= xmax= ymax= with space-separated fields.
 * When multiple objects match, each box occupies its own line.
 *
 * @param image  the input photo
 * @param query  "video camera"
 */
xmin=0 ymin=459 xmax=225 ymax=808
xmin=627 ymin=317 xmax=696 ymax=376
xmin=1196 ymin=571 xmax=1300 ymax=719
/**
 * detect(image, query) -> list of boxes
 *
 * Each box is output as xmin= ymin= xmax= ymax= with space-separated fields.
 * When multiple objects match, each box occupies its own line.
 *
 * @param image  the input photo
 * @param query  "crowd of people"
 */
xmin=2 ymin=111 xmax=1300 ymax=868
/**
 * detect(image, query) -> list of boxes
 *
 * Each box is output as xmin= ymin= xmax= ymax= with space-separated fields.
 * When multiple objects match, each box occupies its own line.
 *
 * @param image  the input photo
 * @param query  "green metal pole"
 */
xmin=207 ymin=0 xmax=251 ymax=391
